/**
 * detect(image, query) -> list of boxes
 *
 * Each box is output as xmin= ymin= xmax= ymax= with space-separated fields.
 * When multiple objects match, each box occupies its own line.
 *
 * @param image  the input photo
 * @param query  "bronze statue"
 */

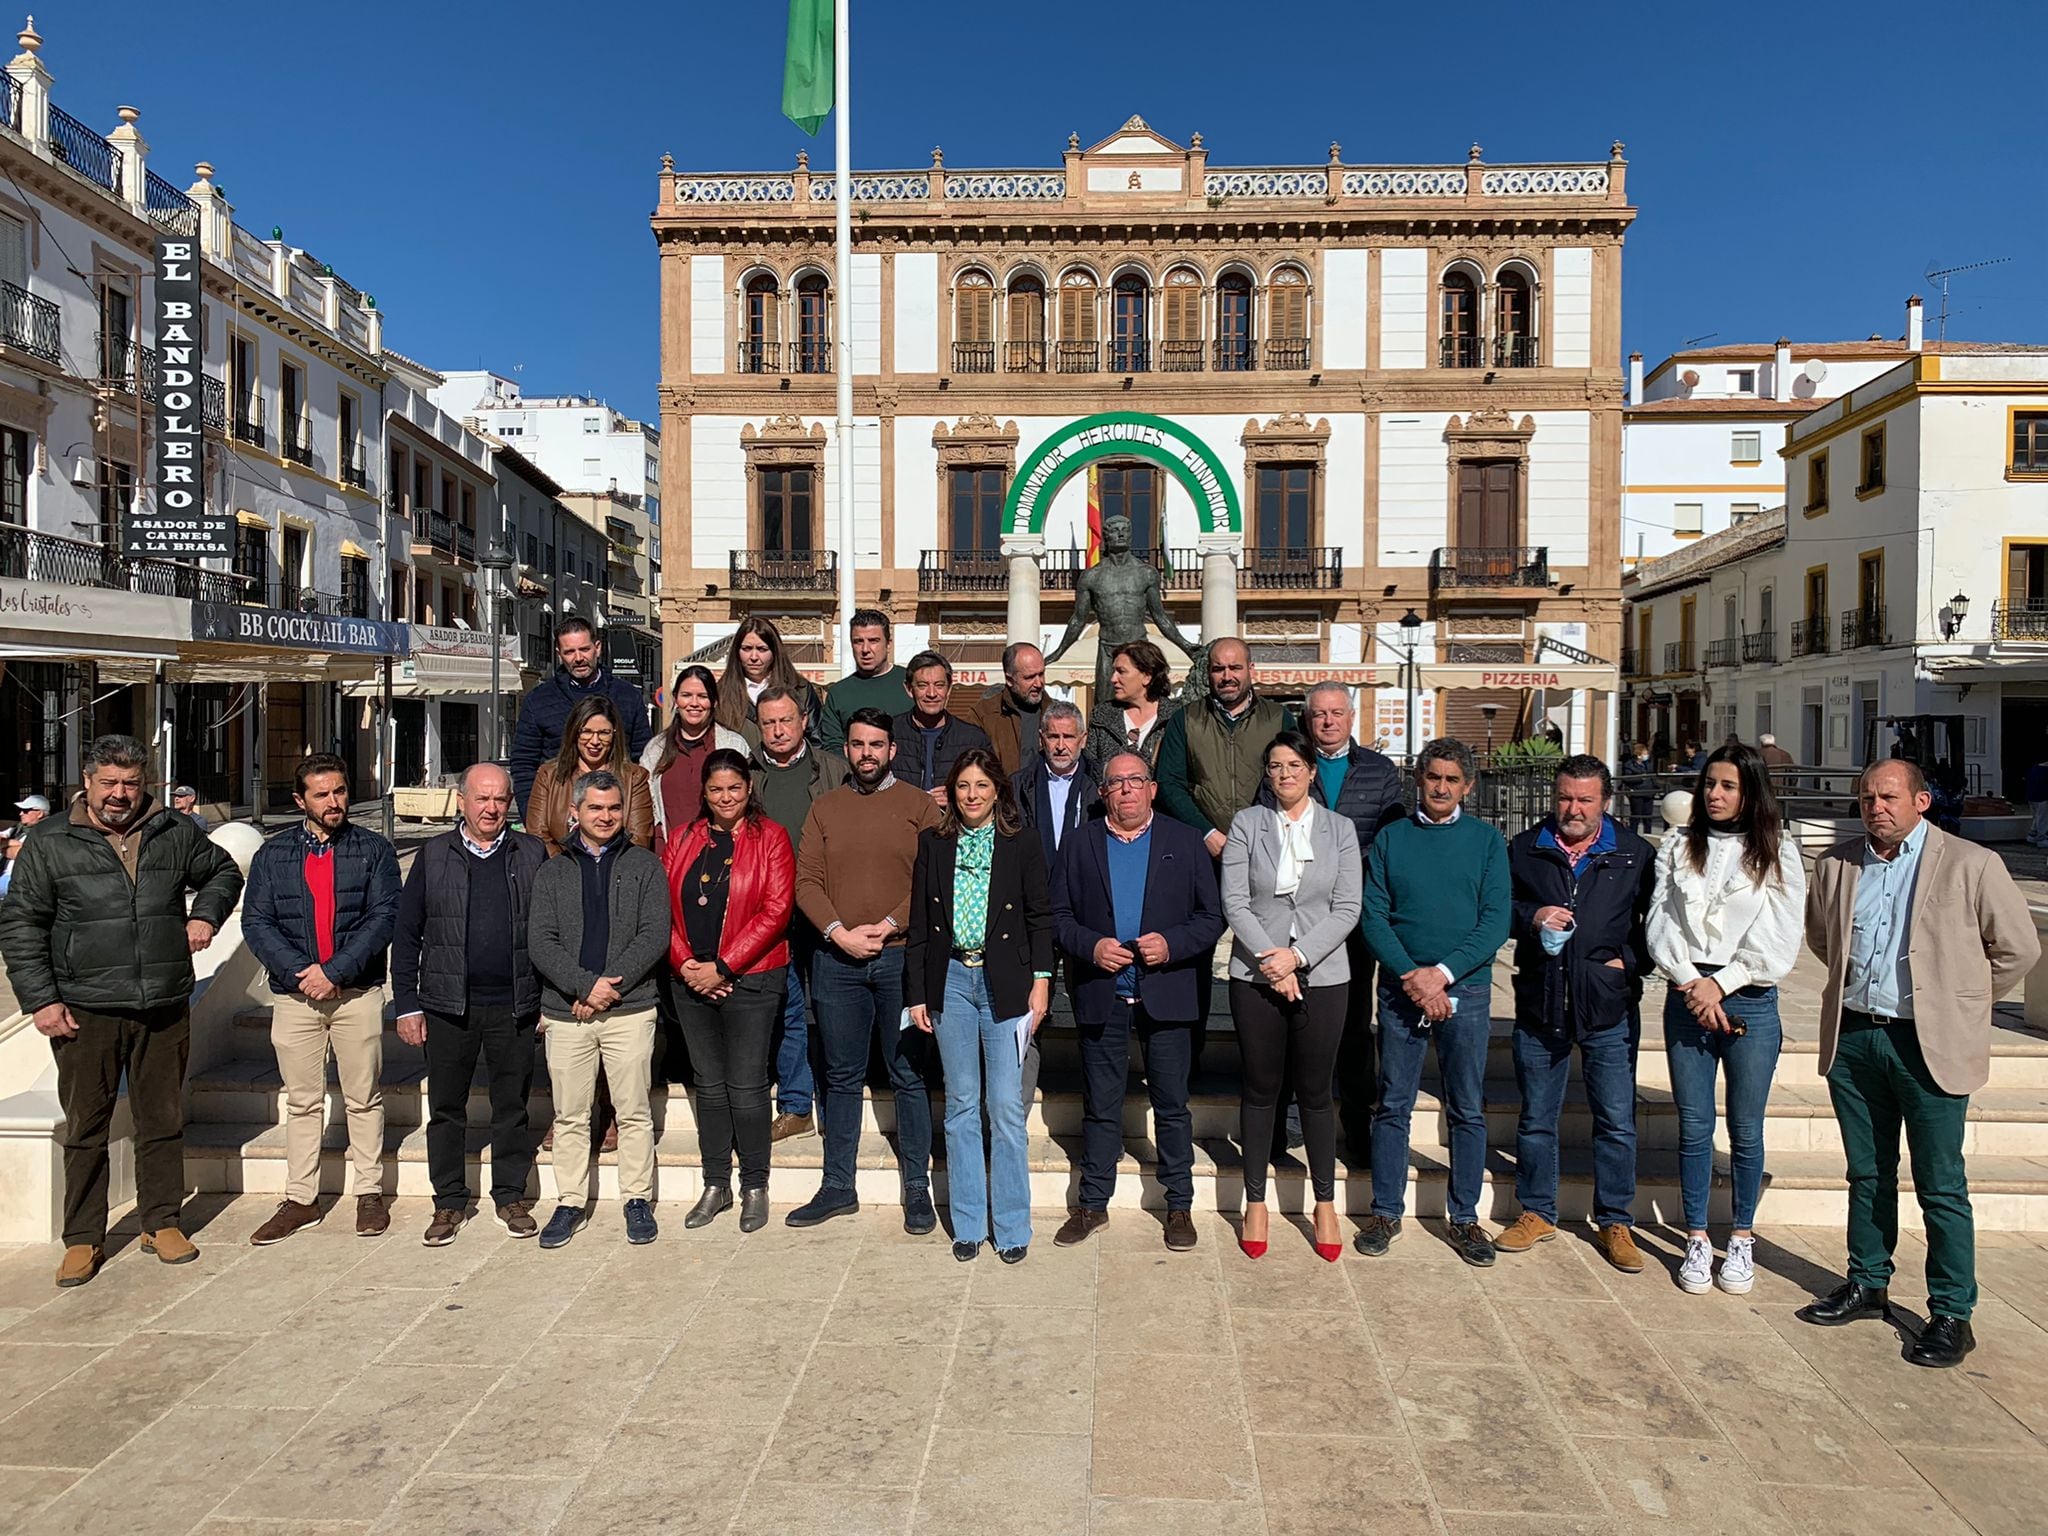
xmin=1045 ymin=515 xmax=1201 ymax=702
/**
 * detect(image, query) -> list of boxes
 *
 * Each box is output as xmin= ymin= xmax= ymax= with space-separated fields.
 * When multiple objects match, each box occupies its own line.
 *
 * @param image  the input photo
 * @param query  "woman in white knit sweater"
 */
xmin=1648 ymin=742 xmax=1807 ymax=1297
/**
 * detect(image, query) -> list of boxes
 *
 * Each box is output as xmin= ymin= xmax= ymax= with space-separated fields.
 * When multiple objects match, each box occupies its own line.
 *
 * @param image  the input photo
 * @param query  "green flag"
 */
xmin=782 ymin=0 xmax=833 ymax=136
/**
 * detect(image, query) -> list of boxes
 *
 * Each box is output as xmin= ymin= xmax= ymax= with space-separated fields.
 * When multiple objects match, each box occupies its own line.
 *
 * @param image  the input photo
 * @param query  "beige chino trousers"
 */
xmin=545 ymin=1005 xmax=657 ymax=1206
xmin=270 ymin=987 xmax=386 ymax=1204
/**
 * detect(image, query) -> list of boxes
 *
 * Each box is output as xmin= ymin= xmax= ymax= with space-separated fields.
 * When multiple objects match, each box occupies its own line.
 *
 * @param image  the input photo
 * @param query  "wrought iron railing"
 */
xmin=1439 ymin=333 xmax=1482 ymax=369
xmin=918 ymin=548 xmax=1008 ymax=592
xmin=1158 ymin=340 xmax=1205 ymax=373
xmin=791 ymin=339 xmax=831 ymax=374
xmin=0 ymin=70 xmax=18 ymax=131
xmin=1004 ymin=340 xmax=1047 ymax=373
xmin=1790 ymin=618 xmax=1829 ymax=657
xmin=279 ymin=415 xmax=314 ymax=467
xmin=231 ymin=394 xmax=265 ymax=448
xmin=729 ymin=547 xmax=837 ymax=592
xmin=1741 ymin=631 xmax=1777 ymax=664
xmin=736 ymin=340 xmax=780 ymax=374
xmin=98 ymin=333 xmax=155 ymax=397
xmin=244 ymin=581 xmax=348 ymax=614
xmin=1841 ymin=605 xmax=1888 ymax=649
xmin=1494 ymin=333 xmax=1539 ymax=368
xmin=1214 ymin=337 xmax=1257 ymax=372
xmin=412 ymin=507 xmax=452 ymax=554
xmin=1428 ymin=545 xmax=1552 ymax=589
xmin=202 ymin=374 xmax=226 ymax=433
xmin=1107 ymin=340 xmax=1149 ymax=373
xmin=1620 ymin=646 xmax=1641 ymax=677
xmin=143 ymin=169 xmax=199 ymax=234
xmin=1264 ymin=336 xmax=1310 ymax=370
xmin=1663 ymin=640 xmax=1696 ymax=673
xmin=1054 ymin=341 xmax=1099 ymax=374
xmin=340 ymin=451 xmax=370 ymax=492
xmin=0 ymin=521 xmax=246 ymax=602
xmin=0 ymin=280 xmax=61 ymax=363
xmin=951 ymin=342 xmax=994 ymax=374
xmin=1705 ymin=637 xmax=1741 ymax=668
xmin=454 ymin=524 xmax=476 ymax=563
xmin=1993 ymin=599 xmax=2048 ymax=641
xmin=1242 ymin=546 xmax=1343 ymax=590
xmin=48 ymin=104 xmax=118 ymax=194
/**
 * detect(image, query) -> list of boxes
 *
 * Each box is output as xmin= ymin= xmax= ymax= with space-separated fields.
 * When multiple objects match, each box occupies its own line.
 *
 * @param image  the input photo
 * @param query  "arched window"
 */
xmin=1494 ymin=266 xmax=1536 ymax=367
xmin=794 ymin=273 xmax=830 ymax=374
xmin=1006 ymin=274 xmax=1046 ymax=372
xmin=1109 ymin=273 xmax=1149 ymax=373
xmin=1161 ymin=268 xmax=1204 ymax=372
xmin=1439 ymin=268 xmax=1480 ymax=368
xmin=1057 ymin=271 xmax=1098 ymax=373
xmin=1215 ymin=271 xmax=1254 ymax=372
xmin=953 ymin=270 xmax=995 ymax=373
xmin=1266 ymin=266 xmax=1308 ymax=369
xmin=740 ymin=274 xmax=779 ymax=373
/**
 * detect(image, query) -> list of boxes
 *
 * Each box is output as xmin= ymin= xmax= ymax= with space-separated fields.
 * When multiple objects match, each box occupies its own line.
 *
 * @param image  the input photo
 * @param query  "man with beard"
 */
xmin=0 ymin=735 xmax=243 ymax=1287
xmin=971 ymin=642 xmax=1050 ymax=780
xmin=1155 ymin=637 xmax=1293 ymax=859
xmin=509 ymin=617 xmax=653 ymax=813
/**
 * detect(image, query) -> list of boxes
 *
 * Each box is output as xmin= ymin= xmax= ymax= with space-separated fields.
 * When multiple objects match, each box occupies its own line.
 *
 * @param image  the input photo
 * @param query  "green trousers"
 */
xmin=1825 ymin=1013 xmax=1975 ymax=1318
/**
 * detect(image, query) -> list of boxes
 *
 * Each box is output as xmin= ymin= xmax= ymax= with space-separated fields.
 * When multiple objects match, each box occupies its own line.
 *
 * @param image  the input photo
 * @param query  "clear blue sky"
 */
xmin=58 ymin=1 xmax=2045 ymax=417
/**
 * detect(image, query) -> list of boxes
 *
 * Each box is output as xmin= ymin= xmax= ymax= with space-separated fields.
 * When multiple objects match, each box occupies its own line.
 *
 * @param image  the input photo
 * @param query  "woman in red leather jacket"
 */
xmin=664 ymin=747 xmax=795 ymax=1233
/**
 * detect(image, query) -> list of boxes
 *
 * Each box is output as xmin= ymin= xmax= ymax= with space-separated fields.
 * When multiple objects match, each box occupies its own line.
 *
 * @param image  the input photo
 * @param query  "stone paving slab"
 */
xmin=0 ymin=1195 xmax=2044 ymax=1534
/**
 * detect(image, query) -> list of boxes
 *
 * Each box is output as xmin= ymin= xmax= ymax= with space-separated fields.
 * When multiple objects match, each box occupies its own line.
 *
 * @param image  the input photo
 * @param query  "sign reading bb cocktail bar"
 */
xmin=127 ymin=232 xmax=228 ymax=558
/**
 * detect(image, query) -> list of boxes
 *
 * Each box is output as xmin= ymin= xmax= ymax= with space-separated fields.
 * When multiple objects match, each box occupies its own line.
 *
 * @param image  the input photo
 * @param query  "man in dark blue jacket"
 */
xmin=508 ymin=618 xmax=653 ymax=813
xmin=241 ymin=755 xmax=400 ymax=1244
xmin=1050 ymin=752 xmax=1224 ymax=1253
xmin=1497 ymin=754 xmax=1656 ymax=1273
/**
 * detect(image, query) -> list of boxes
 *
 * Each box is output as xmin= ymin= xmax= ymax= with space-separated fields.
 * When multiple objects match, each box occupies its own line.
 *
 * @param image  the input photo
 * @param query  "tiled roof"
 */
xmin=1660 ymin=339 xmax=2045 ymax=363
xmin=1623 ymin=506 xmax=1787 ymax=599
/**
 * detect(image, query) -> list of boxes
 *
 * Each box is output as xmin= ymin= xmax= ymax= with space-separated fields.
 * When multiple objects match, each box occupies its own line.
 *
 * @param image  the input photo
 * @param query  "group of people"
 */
xmin=0 ymin=609 xmax=2035 ymax=1371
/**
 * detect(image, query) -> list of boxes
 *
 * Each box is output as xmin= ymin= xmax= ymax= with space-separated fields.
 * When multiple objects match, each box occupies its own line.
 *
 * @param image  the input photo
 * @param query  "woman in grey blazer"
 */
xmin=1221 ymin=730 xmax=1363 ymax=1262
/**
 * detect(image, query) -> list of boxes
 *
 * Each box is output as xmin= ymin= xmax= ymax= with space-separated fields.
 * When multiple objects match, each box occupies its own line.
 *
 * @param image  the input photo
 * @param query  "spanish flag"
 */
xmin=1086 ymin=463 xmax=1102 ymax=566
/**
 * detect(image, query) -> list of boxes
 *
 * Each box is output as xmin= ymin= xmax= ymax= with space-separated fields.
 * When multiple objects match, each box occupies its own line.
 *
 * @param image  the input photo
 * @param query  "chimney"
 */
xmin=1774 ymin=337 xmax=1791 ymax=402
xmin=1907 ymin=295 xmax=1924 ymax=352
xmin=1628 ymin=352 xmax=1643 ymax=405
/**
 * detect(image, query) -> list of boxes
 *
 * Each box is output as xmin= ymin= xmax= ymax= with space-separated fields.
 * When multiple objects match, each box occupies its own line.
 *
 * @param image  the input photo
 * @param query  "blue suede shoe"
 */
xmin=538 ymin=1205 xmax=584 ymax=1250
xmin=623 ymin=1198 xmax=659 ymax=1246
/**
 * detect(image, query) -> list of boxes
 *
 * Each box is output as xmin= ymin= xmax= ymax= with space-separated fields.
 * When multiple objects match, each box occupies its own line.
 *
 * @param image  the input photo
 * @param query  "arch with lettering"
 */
xmin=1002 ymin=411 xmax=1241 ymax=537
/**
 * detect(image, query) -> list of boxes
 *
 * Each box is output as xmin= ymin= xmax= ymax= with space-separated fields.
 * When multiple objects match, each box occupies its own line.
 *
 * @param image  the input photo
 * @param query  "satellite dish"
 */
xmin=1679 ymin=369 xmax=1700 ymax=389
xmin=1803 ymin=358 xmax=1827 ymax=383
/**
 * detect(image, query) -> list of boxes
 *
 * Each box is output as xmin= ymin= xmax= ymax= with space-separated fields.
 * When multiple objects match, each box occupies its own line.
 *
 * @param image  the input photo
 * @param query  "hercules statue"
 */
xmin=1043 ymin=515 xmax=1203 ymax=702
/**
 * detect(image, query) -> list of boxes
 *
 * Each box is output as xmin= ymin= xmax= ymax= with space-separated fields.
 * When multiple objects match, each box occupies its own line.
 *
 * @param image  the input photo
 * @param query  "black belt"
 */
xmin=951 ymin=947 xmax=985 ymax=968
xmin=1842 ymin=1007 xmax=1903 ymax=1030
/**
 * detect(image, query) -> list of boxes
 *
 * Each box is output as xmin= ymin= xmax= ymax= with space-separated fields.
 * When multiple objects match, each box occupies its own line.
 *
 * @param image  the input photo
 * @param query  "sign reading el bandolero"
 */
xmin=130 ymin=232 xmax=229 ymax=559
xmin=191 ymin=601 xmax=406 ymax=656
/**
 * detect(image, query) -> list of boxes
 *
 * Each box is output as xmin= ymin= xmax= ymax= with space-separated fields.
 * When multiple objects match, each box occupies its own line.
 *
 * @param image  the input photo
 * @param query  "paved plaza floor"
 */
xmin=1 ymin=1195 xmax=2046 ymax=1535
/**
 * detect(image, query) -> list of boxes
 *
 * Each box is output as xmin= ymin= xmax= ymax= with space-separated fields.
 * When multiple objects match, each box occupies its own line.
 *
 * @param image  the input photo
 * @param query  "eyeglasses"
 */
xmin=1102 ymin=774 xmax=1152 ymax=791
xmin=1266 ymin=762 xmax=1307 ymax=776
xmin=578 ymin=729 xmax=615 ymax=742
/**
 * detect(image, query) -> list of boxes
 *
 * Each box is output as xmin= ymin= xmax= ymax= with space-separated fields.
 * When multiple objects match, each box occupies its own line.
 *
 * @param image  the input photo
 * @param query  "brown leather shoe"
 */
xmin=250 ymin=1199 xmax=323 ymax=1246
xmin=355 ymin=1193 xmax=390 ymax=1237
xmin=1053 ymin=1207 xmax=1109 ymax=1247
xmin=1494 ymin=1211 xmax=1558 ymax=1254
xmin=599 ymin=1122 xmax=619 ymax=1154
xmin=495 ymin=1201 xmax=538 ymax=1239
xmin=1595 ymin=1224 xmax=1645 ymax=1274
xmin=139 ymin=1228 xmax=198 ymax=1264
xmin=422 ymin=1208 xmax=465 ymax=1247
xmin=55 ymin=1244 xmax=102 ymax=1288
xmin=770 ymin=1112 xmax=816 ymax=1143
xmin=1164 ymin=1209 xmax=1199 ymax=1251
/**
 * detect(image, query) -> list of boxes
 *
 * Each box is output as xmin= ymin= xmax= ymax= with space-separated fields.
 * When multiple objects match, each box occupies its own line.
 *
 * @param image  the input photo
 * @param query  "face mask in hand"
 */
xmin=1539 ymin=923 xmax=1574 ymax=957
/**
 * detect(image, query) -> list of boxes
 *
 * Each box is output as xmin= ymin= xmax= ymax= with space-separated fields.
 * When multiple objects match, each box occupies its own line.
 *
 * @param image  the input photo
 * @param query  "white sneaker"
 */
xmin=1717 ymin=1235 xmax=1756 ymax=1295
xmin=1678 ymin=1235 xmax=1714 ymax=1294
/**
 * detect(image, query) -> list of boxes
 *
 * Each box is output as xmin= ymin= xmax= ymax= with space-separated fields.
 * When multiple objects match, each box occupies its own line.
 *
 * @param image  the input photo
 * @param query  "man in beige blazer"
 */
xmin=1799 ymin=759 xmax=2040 ymax=1367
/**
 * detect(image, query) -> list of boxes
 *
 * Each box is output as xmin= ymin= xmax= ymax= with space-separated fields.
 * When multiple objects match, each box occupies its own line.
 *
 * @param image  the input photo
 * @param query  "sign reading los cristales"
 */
xmin=126 ymin=232 xmax=228 ymax=557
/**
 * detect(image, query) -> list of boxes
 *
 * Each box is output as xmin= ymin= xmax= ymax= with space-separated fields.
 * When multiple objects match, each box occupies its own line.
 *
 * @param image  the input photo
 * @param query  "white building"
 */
xmin=1624 ymin=348 xmax=2048 ymax=803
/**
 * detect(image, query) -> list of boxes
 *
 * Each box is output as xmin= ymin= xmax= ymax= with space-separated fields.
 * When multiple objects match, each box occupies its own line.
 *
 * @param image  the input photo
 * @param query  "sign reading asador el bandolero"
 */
xmin=127 ymin=230 xmax=229 ymax=559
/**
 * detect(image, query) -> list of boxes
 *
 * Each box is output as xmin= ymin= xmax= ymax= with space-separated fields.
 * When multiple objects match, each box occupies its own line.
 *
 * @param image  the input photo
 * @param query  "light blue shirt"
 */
xmin=1045 ymin=768 xmax=1077 ymax=849
xmin=1845 ymin=819 xmax=1927 ymax=1019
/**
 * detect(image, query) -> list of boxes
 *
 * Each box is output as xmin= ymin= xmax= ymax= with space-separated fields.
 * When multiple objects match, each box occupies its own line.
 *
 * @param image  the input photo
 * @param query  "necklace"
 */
xmin=696 ymin=838 xmax=734 ymax=906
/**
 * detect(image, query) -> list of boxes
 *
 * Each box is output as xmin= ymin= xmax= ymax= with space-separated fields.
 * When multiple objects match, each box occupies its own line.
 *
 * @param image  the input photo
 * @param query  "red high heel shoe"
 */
xmin=1313 ymin=1240 xmax=1342 ymax=1263
xmin=1239 ymin=1236 xmax=1268 ymax=1260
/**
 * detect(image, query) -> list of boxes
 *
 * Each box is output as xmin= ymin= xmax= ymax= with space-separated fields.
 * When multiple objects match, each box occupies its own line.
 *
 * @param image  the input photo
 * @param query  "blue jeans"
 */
xmin=1664 ymin=983 xmax=1782 ymax=1230
xmin=935 ymin=959 xmax=1032 ymax=1249
xmin=1512 ymin=1021 xmax=1638 ymax=1227
xmin=774 ymin=959 xmax=815 ymax=1117
xmin=810 ymin=944 xmax=932 ymax=1195
xmin=1371 ymin=975 xmax=1491 ymax=1225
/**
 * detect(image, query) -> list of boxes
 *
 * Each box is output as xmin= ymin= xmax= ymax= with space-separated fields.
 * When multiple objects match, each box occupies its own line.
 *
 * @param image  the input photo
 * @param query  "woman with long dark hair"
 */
xmin=642 ymin=663 xmax=749 ymax=843
xmin=716 ymin=616 xmax=822 ymax=747
xmin=1648 ymin=741 xmax=1807 ymax=1297
xmin=1221 ymin=731 xmax=1362 ymax=1261
xmin=905 ymin=747 xmax=1052 ymax=1263
xmin=663 ymin=747 xmax=795 ymax=1232
xmin=525 ymin=695 xmax=655 ymax=857
xmin=1083 ymin=639 xmax=1179 ymax=772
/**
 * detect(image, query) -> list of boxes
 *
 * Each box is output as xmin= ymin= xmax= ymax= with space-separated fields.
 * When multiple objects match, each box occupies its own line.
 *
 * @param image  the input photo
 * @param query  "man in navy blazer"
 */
xmin=1013 ymin=700 xmax=1102 ymax=871
xmin=1050 ymin=751 xmax=1224 ymax=1251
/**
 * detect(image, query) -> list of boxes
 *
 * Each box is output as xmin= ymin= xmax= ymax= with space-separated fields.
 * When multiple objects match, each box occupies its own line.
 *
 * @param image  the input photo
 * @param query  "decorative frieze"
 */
xmin=1204 ymin=170 xmax=1328 ymax=199
xmin=944 ymin=173 xmax=1065 ymax=201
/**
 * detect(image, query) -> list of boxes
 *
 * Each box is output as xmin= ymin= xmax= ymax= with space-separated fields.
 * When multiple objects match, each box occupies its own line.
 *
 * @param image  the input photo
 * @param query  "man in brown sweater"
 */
xmin=789 ymin=706 xmax=944 ymax=1231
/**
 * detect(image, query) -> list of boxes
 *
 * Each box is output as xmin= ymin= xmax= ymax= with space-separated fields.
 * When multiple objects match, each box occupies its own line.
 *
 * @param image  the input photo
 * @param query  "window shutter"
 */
xmin=1164 ymin=271 xmax=1201 ymax=342
xmin=1269 ymin=270 xmax=1305 ymax=337
xmin=956 ymin=272 xmax=993 ymax=346
xmin=1007 ymin=280 xmax=1045 ymax=341
xmin=1060 ymin=277 xmax=1096 ymax=342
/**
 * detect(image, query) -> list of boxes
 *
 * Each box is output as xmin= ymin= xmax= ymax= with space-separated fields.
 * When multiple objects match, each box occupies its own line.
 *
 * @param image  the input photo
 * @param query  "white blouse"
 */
xmin=1647 ymin=828 xmax=1807 ymax=994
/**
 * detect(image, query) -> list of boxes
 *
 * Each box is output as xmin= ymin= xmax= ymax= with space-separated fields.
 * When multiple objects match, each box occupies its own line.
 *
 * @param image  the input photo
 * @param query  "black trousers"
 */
xmin=676 ymin=968 xmax=786 ymax=1190
xmin=1077 ymin=1001 xmax=1194 ymax=1210
xmin=1337 ymin=939 xmax=1379 ymax=1160
xmin=425 ymin=1004 xmax=538 ymax=1208
xmin=53 ymin=1003 xmax=190 ymax=1246
xmin=1233 ymin=980 xmax=1346 ymax=1202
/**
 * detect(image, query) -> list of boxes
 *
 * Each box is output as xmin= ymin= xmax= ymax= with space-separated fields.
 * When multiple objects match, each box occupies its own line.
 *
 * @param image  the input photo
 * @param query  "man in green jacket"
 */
xmin=0 ymin=734 xmax=243 ymax=1288
xmin=1155 ymin=637 xmax=1294 ymax=858
xmin=817 ymin=608 xmax=909 ymax=750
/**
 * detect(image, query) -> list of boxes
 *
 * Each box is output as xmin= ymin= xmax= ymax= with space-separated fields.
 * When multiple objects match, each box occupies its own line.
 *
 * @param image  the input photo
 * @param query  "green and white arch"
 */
xmin=1002 ymin=411 xmax=1241 ymax=539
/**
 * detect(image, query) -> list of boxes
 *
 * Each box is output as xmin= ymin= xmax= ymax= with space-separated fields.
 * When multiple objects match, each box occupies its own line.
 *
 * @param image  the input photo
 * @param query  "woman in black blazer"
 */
xmin=907 ymin=748 xmax=1053 ymax=1263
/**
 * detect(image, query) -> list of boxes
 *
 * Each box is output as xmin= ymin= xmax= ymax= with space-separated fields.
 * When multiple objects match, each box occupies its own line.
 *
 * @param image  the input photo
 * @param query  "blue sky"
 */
xmin=56 ymin=1 xmax=2045 ymax=417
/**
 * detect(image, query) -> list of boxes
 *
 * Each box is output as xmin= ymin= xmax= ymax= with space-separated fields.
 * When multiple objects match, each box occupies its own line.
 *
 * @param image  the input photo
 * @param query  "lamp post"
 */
xmin=480 ymin=535 xmax=514 ymax=765
xmin=1943 ymin=590 xmax=1970 ymax=641
xmin=1480 ymin=701 xmax=1500 ymax=758
xmin=1398 ymin=607 xmax=1423 ymax=765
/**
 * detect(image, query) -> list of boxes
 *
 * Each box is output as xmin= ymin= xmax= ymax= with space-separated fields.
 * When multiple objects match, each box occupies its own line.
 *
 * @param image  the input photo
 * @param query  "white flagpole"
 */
xmin=832 ymin=0 xmax=855 ymax=660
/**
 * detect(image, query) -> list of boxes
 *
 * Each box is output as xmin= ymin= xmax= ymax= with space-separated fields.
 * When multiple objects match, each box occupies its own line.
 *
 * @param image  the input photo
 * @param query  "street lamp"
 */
xmin=480 ymin=534 xmax=515 ymax=764
xmin=1398 ymin=607 xmax=1423 ymax=765
xmin=1479 ymin=701 xmax=1500 ymax=758
xmin=1943 ymin=590 xmax=1970 ymax=640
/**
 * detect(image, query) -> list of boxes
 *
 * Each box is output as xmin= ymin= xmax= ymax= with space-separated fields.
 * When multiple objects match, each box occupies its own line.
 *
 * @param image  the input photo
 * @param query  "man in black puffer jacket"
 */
xmin=0 ymin=734 xmax=242 ymax=1288
xmin=1498 ymin=754 xmax=1657 ymax=1274
xmin=508 ymin=618 xmax=652 ymax=814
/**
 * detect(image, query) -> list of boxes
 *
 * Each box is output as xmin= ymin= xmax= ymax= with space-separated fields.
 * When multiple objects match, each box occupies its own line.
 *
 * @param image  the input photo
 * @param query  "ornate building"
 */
xmin=652 ymin=117 xmax=1633 ymax=749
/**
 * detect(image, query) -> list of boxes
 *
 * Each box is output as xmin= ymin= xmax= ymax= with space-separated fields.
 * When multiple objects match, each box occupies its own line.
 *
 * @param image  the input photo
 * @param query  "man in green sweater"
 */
xmin=817 ymin=608 xmax=910 ymax=750
xmin=1356 ymin=737 xmax=1510 ymax=1269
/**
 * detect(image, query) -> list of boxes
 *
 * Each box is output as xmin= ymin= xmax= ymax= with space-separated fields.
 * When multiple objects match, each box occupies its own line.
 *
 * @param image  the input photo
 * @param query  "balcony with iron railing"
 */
xmin=0 ymin=281 xmax=62 ymax=364
xmin=952 ymin=341 xmax=995 ymax=374
xmin=231 ymin=394 xmax=265 ymax=449
xmin=1242 ymin=546 xmax=1343 ymax=590
xmin=1742 ymin=631 xmax=1777 ymax=665
xmin=736 ymin=340 xmax=781 ymax=374
xmin=1705 ymin=637 xmax=1741 ymax=669
xmin=47 ymin=103 xmax=119 ymax=195
xmin=1107 ymin=341 xmax=1149 ymax=374
xmin=1620 ymin=645 xmax=1642 ymax=678
xmin=1055 ymin=341 xmax=1099 ymax=374
xmin=1158 ymin=340 xmax=1204 ymax=373
xmin=1439 ymin=333 xmax=1483 ymax=369
xmin=1791 ymin=618 xmax=1830 ymax=657
xmin=791 ymin=340 xmax=831 ymax=375
xmin=1495 ymin=333 xmax=1540 ymax=368
xmin=1214 ymin=337 xmax=1258 ymax=372
xmin=1993 ymin=599 xmax=2048 ymax=641
xmin=143 ymin=169 xmax=199 ymax=235
xmin=1663 ymin=640 xmax=1696 ymax=674
xmin=1265 ymin=336 xmax=1310 ymax=370
xmin=454 ymin=523 xmax=476 ymax=564
xmin=279 ymin=415 xmax=315 ymax=468
xmin=97 ymin=333 xmax=157 ymax=398
xmin=410 ymin=507 xmax=452 ymax=558
xmin=339 ymin=448 xmax=371 ymax=493
xmin=1428 ymin=545 xmax=1553 ymax=592
xmin=1004 ymin=340 xmax=1047 ymax=373
xmin=1840 ymin=605 xmax=1889 ymax=650
xmin=918 ymin=549 xmax=1009 ymax=592
xmin=0 ymin=521 xmax=248 ymax=603
xmin=729 ymin=547 xmax=838 ymax=594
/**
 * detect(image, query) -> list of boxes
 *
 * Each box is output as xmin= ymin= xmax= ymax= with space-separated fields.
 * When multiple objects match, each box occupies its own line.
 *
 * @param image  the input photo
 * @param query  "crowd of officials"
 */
xmin=0 ymin=608 xmax=2036 ymax=1371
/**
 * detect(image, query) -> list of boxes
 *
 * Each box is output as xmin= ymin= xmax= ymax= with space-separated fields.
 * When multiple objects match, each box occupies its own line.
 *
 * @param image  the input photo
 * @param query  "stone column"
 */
xmin=1003 ymin=534 xmax=1043 ymax=647
xmin=1199 ymin=536 xmax=1238 ymax=643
